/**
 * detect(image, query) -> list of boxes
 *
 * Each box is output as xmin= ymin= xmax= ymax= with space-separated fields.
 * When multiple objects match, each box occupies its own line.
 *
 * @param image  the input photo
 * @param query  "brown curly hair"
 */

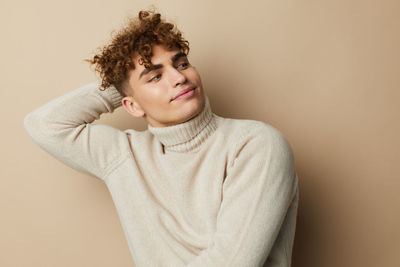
xmin=84 ymin=9 xmax=190 ymax=97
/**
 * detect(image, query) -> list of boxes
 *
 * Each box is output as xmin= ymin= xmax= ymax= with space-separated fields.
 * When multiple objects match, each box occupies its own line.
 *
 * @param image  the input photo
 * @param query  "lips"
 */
xmin=173 ymin=87 xmax=195 ymax=100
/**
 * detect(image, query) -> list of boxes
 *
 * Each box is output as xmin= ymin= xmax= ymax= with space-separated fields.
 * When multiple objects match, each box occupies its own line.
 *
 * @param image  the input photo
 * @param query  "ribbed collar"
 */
xmin=147 ymin=96 xmax=218 ymax=153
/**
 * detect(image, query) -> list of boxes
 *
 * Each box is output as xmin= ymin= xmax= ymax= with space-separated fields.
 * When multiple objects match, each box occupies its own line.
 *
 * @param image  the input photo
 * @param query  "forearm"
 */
xmin=23 ymin=82 xmax=125 ymax=178
xmin=24 ymin=81 xmax=123 ymax=132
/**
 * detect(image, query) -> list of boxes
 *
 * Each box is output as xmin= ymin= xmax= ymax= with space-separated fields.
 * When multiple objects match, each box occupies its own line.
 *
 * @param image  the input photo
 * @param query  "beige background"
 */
xmin=1 ymin=0 xmax=399 ymax=266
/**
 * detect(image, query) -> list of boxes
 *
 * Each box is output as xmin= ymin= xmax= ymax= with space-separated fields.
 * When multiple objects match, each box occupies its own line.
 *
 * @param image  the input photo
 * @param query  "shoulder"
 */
xmin=216 ymin=115 xmax=294 ymax=166
xmin=216 ymin=115 xmax=291 ymax=149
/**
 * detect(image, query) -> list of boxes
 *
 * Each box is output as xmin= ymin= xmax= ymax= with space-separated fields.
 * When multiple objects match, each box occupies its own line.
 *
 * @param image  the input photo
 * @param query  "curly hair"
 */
xmin=84 ymin=9 xmax=190 ymax=97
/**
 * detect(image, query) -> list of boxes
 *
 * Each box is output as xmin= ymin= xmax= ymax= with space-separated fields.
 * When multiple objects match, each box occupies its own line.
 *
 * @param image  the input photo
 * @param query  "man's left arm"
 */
xmin=186 ymin=126 xmax=299 ymax=267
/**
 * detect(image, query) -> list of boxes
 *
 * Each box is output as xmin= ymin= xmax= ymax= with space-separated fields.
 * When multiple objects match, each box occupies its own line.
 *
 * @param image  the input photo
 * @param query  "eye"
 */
xmin=178 ymin=62 xmax=190 ymax=69
xmin=149 ymin=74 xmax=161 ymax=82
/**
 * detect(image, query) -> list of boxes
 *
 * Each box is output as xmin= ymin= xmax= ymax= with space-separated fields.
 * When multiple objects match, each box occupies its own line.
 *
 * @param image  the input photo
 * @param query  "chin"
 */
xmin=178 ymin=106 xmax=201 ymax=124
xmin=171 ymin=94 xmax=205 ymax=123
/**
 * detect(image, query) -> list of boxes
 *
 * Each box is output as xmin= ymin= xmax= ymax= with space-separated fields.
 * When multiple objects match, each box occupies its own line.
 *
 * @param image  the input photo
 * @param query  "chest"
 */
xmin=107 ymin=142 xmax=231 ymax=234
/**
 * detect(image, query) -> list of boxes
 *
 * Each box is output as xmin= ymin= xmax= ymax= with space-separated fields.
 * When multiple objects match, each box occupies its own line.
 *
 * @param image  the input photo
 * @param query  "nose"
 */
xmin=168 ymin=66 xmax=186 ymax=87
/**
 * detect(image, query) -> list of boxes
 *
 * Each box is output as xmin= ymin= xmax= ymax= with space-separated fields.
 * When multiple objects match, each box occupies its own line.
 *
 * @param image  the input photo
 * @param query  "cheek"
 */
xmin=187 ymin=69 xmax=202 ymax=84
xmin=141 ymin=83 xmax=171 ymax=105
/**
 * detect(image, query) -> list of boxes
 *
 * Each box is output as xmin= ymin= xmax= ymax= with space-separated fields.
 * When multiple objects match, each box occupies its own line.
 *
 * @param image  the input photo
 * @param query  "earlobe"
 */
xmin=121 ymin=97 xmax=145 ymax=118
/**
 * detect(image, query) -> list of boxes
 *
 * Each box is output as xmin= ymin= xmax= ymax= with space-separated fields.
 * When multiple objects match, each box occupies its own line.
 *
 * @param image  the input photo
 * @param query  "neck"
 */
xmin=147 ymin=96 xmax=218 ymax=153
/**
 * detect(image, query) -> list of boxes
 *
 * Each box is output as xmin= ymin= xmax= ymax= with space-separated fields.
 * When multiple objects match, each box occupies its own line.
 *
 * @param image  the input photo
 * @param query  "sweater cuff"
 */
xmin=96 ymin=81 xmax=124 ymax=110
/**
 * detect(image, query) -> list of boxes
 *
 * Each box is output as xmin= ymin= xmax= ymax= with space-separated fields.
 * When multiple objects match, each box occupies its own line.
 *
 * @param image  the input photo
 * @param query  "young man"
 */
xmin=24 ymin=10 xmax=299 ymax=267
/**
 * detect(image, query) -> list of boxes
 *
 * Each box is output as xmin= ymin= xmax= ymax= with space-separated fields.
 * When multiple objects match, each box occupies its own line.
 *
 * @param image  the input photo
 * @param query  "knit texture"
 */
xmin=24 ymin=82 xmax=299 ymax=267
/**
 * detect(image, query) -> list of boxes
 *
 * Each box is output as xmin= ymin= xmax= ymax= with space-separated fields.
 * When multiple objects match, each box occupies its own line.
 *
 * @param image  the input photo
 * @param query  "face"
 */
xmin=121 ymin=44 xmax=206 ymax=127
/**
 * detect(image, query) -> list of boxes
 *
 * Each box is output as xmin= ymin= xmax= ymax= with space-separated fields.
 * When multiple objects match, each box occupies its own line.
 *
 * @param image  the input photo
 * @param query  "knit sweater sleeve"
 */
xmin=186 ymin=125 xmax=298 ymax=267
xmin=23 ymin=82 xmax=126 ymax=180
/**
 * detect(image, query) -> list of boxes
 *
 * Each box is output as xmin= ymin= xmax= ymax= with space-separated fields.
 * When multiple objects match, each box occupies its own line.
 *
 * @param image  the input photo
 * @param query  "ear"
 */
xmin=121 ymin=96 xmax=145 ymax=118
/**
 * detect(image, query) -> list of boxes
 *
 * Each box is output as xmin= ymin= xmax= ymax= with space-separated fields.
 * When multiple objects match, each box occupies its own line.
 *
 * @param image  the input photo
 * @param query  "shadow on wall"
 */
xmin=292 ymin=170 xmax=325 ymax=267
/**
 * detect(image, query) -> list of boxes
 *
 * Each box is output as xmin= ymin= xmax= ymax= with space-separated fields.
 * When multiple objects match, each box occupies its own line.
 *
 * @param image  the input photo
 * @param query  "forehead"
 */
xmin=133 ymin=45 xmax=182 ymax=66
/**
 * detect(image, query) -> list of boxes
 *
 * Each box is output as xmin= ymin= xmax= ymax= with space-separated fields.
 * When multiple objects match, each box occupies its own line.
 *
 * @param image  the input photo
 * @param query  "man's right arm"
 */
xmin=23 ymin=82 xmax=128 ymax=180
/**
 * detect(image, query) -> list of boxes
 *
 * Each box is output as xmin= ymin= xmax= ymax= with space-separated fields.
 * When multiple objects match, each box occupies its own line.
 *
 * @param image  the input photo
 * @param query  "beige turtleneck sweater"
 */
xmin=23 ymin=82 xmax=299 ymax=267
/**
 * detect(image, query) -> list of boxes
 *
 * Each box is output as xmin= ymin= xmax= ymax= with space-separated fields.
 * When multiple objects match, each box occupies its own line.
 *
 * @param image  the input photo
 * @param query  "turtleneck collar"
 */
xmin=147 ymin=96 xmax=218 ymax=153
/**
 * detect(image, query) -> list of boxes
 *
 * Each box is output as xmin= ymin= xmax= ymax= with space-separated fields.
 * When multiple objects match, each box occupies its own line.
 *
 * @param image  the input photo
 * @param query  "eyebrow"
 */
xmin=171 ymin=52 xmax=187 ymax=63
xmin=139 ymin=51 xmax=188 ymax=80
